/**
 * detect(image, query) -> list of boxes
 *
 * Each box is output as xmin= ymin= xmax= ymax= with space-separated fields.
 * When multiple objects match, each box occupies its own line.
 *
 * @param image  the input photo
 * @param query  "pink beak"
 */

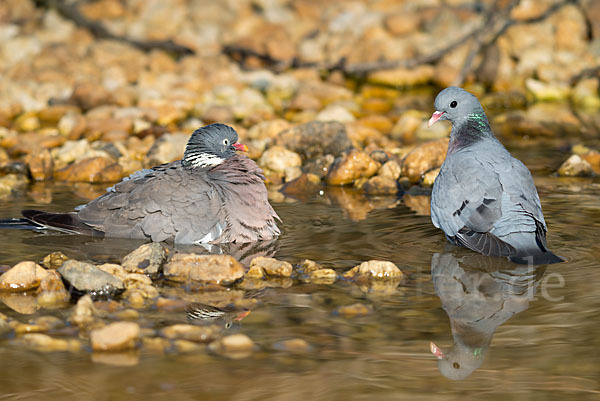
xmin=428 ymin=111 xmax=445 ymax=128
xmin=430 ymin=341 xmax=444 ymax=359
xmin=233 ymin=142 xmax=248 ymax=152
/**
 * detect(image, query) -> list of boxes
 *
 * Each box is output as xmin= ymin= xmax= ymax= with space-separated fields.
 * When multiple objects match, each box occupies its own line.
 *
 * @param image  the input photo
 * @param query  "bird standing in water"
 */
xmin=428 ymin=87 xmax=563 ymax=265
xmin=5 ymin=124 xmax=280 ymax=245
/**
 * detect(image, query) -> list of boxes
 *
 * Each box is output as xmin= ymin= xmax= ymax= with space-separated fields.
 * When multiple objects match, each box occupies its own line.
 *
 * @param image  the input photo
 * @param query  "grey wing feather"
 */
xmin=77 ymin=163 xmax=223 ymax=243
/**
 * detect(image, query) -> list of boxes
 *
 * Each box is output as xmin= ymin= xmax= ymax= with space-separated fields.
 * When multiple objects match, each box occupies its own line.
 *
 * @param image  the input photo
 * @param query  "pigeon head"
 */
xmin=430 ymin=341 xmax=486 ymax=381
xmin=428 ymin=87 xmax=489 ymax=130
xmin=183 ymin=123 xmax=248 ymax=169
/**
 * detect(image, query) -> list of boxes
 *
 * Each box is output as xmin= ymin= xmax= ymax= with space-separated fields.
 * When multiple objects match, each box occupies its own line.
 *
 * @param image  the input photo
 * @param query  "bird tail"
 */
xmin=509 ymin=249 xmax=565 ymax=265
xmin=20 ymin=209 xmax=102 ymax=236
xmin=0 ymin=217 xmax=43 ymax=230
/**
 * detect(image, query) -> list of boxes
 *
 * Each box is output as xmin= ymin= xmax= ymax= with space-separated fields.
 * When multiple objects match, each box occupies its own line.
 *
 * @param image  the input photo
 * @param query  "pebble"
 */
xmin=0 ymin=261 xmax=48 ymax=292
xmin=70 ymin=295 xmax=98 ymax=327
xmin=164 ymin=254 xmax=244 ymax=285
xmin=90 ymin=322 xmax=140 ymax=351
xmin=58 ymin=260 xmax=125 ymax=298
xmin=24 ymin=149 xmax=54 ymax=181
xmin=326 ymin=149 xmax=380 ymax=186
xmin=20 ymin=333 xmax=81 ymax=352
xmin=259 ymin=146 xmax=302 ymax=174
xmin=343 ymin=260 xmax=403 ymax=281
xmin=209 ymin=333 xmax=254 ymax=358
xmin=0 ymin=293 xmax=39 ymax=314
xmin=53 ymin=156 xmax=123 ymax=183
xmin=334 ymin=303 xmax=374 ymax=318
xmin=121 ymin=243 xmax=166 ymax=276
xmin=401 ymin=138 xmax=448 ymax=184
xmin=160 ymin=324 xmax=219 ymax=343
xmin=307 ymin=268 xmax=337 ymax=284
xmin=248 ymin=257 xmax=293 ymax=278
xmin=276 ymin=121 xmax=353 ymax=160
xmin=363 ymin=176 xmax=399 ymax=195
xmin=41 ymin=252 xmax=69 ymax=269
xmin=36 ymin=270 xmax=70 ymax=308
xmin=273 ymin=338 xmax=312 ymax=353
xmin=557 ymin=155 xmax=593 ymax=177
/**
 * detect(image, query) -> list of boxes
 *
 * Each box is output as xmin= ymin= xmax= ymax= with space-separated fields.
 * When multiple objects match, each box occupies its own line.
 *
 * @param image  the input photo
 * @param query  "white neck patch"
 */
xmin=185 ymin=153 xmax=225 ymax=168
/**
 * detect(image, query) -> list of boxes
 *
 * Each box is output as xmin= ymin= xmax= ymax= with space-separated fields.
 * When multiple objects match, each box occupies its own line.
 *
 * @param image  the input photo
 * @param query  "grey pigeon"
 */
xmin=16 ymin=124 xmax=280 ymax=244
xmin=428 ymin=87 xmax=563 ymax=264
xmin=430 ymin=251 xmax=545 ymax=380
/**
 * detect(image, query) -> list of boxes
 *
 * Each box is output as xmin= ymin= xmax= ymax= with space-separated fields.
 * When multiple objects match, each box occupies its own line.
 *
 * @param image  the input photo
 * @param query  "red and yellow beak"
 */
xmin=430 ymin=341 xmax=444 ymax=359
xmin=428 ymin=111 xmax=446 ymax=128
xmin=233 ymin=142 xmax=249 ymax=152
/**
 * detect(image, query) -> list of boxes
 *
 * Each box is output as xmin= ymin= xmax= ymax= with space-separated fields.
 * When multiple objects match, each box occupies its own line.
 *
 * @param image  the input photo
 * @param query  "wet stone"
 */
xmin=70 ymin=295 xmax=98 ymax=327
xmin=20 ymin=333 xmax=81 ymax=352
xmin=334 ymin=303 xmax=374 ymax=318
xmin=259 ymin=145 xmax=302 ymax=174
xmin=53 ymin=156 xmax=123 ymax=183
xmin=401 ymin=138 xmax=449 ymax=184
xmin=326 ymin=149 xmax=380 ymax=186
xmin=248 ymin=257 xmax=293 ymax=278
xmin=90 ymin=322 xmax=140 ymax=352
xmin=276 ymin=121 xmax=353 ymax=160
xmin=36 ymin=270 xmax=70 ymax=308
xmin=41 ymin=251 xmax=69 ymax=269
xmin=273 ymin=338 xmax=312 ymax=353
xmin=557 ymin=155 xmax=593 ymax=177
xmin=58 ymin=260 xmax=125 ymax=299
xmin=0 ymin=261 xmax=48 ymax=292
xmin=363 ymin=176 xmax=399 ymax=195
xmin=0 ymin=293 xmax=40 ymax=314
xmin=280 ymin=173 xmax=322 ymax=200
xmin=209 ymin=333 xmax=254 ymax=358
xmin=121 ymin=243 xmax=166 ymax=276
xmin=307 ymin=268 xmax=337 ymax=284
xmin=160 ymin=324 xmax=219 ymax=343
xmin=24 ymin=149 xmax=53 ymax=181
xmin=343 ymin=260 xmax=404 ymax=281
xmin=164 ymin=254 xmax=244 ymax=285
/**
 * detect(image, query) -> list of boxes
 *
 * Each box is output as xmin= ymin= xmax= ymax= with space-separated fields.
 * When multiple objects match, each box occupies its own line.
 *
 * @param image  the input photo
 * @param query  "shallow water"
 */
xmin=1 ymin=142 xmax=600 ymax=400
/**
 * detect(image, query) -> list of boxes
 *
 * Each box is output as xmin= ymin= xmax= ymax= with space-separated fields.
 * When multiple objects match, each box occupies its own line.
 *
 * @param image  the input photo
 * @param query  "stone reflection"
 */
xmin=430 ymin=251 xmax=546 ymax=380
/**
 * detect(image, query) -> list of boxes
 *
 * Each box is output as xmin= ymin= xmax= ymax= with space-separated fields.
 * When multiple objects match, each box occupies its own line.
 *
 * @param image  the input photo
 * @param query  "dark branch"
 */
xmin=40 ymin=0 xmax=194 ymax=57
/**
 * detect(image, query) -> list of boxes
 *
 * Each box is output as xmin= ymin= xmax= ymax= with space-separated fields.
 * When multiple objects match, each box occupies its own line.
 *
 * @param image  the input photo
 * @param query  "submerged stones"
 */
xmin=58 ymin=260 xmax=125 ymax=298
xmin=343 ymin=260 xmax=403 ymax=281
xmin=164 ymin=254 xmax=244 ymax=285
xmin=90 ymin=322 xmax=140 ymax=351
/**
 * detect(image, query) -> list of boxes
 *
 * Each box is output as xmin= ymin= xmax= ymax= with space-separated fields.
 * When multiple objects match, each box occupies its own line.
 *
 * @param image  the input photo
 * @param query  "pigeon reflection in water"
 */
xmin=430 ymin=251 xmax=546 ymax=380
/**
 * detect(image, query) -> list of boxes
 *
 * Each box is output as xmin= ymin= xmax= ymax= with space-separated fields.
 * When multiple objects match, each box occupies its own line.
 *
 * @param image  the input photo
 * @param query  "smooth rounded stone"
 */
xmin=164 ymin=254 xmax=244 ymax=285
xmin=24 ymin=149 xmax=53 ymax=181
xmin=580 ymin=150 xmax=600 ymax=174
xmin=378 ymin=160 xmax=401 ymax=180
xmin=12 ymin=322 xmax=47 ymax=334
xmin=142 ymin=337 xmax=170 ymax=353
xmin=174 ymin=339 xmax=205 ymax=353
xmin=58 ymin=260 xmax=125 ymax=298
xmin=557 ymin=155 xmax=593 ymax=177
xmin=70 ymin=295 xmax=98 ymax=326
xmin=299 ymin=259 xmax=323 ymax=273
xmin=302 ymin=154 xmax=335 ymax=178
xmin=334 ymin=303 xmax=373 ymax=318
xmin=121 ymin=243 xmax=166 ymax=276
xmin=36 ymin=270 xmax=70 ymax=308
xmin=0 ymin=261 xmax=48 ymax=292
xmin=54 ymin=156 xmax=123 ymax=183
xmin=307 ymin=268 xmax=337 ymax=284
xmin=0 ymin=174 xmax=27 ymax=198
xmin=145 ymin=133 xmax=188 ymax=167
xmin=525 ymin=78 xmax=571 ymax=101
xmin=421 ymin=168 xmax=440 ymax=187
xmin=209 ymin=333 xmax=254 ymax=358
xmin=356 ymin=115 xmax=394 ymax=135
xmin=0 ymin=293 xmax=39 ymax=314
xmin=343 ymin=260 xmax=403 ymax=281
xmin=326 ymin=149 xmax=380 ymax=186
xmin=90 ymin=321 xmax=140 ymax=352
xmin=276 ymin=121 xmax=353 ymax=160
xmin=42 ymin=251 xmax=69 ymax=269
xmin=38 ymin=105 xmax=80 ymax=124
xmin=51 ymin=139 xmax=92 ymax=167
xmin=160 ymin=324 xmax=219 ymax=343
xmin=367 ymin=65 xmax=434 ymax=87
xmin=273 ymin=338 xmax=312 ymax=353
xmin=91 ymin=351 xmax=140 ymax=367
xmin=20 ymin=333 xmax=81 ymax=352
xmin=400 ymin=138 xmax=448 ymax=184
xmin=280 ymin=173 xmax=322 ymax=200
xmin=316 ymin=105 xmax=356 ymax=123
xmin=247 ymin=119 xmax=291 ymax=140
xmin=259 ymin=145 xmax=302 ymax=174
xmin=58 ymin=112 xmax=87 ymax=139
xmin=248 ymin=257 xmax=293 ymax=278
xmin=13 ymin=111 xmax=40 ymax=132
xmin=363 ymin=176 xmax=399 ymax=195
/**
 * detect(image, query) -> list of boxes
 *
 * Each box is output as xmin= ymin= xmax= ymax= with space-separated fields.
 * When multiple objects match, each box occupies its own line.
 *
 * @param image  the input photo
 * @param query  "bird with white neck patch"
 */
xmin=6 ymin=124 xmax=280 ymax=244
xmin=428 ymin=87 xmax=563 ymax=265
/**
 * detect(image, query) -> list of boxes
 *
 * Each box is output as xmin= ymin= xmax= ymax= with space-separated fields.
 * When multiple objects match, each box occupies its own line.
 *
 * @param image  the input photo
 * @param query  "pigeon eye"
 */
xmin=453 ymin=362 xmax=460 ymax=369
xmin=223 ymin=139 xmax=230 ymax=146
xmin=450 ymin=100 xmax=458 ymax=108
